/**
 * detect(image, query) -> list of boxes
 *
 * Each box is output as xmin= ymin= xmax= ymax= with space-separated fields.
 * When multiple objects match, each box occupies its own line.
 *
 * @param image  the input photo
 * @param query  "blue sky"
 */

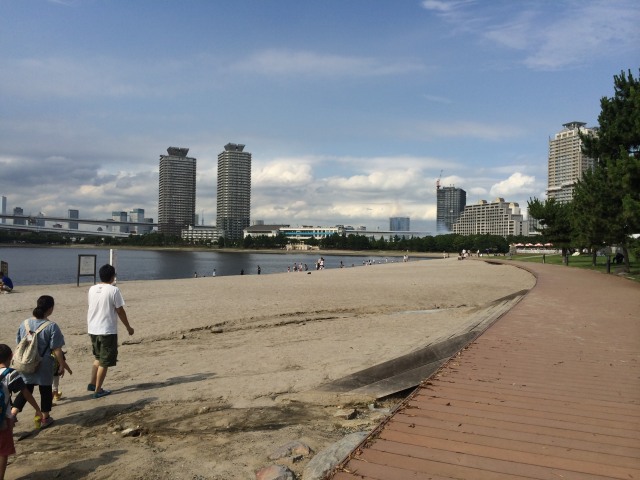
xmin=1 ymin=0 xmax=638 ymax=232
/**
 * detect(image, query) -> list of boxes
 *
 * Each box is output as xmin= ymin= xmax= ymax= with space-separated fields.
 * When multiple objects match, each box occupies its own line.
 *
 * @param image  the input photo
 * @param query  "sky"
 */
xmin=1 ymin=0 xmax=639 ymax=233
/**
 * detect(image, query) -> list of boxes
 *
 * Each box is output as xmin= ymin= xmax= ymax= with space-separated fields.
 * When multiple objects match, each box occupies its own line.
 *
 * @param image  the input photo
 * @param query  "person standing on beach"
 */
xmin=87 ymin=264 xmax=134 ymax=399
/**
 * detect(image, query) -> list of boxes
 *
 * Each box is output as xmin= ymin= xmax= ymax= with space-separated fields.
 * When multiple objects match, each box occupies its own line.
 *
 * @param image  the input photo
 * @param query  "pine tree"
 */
xmin=580 ymin=69 xmax=640 ymax=272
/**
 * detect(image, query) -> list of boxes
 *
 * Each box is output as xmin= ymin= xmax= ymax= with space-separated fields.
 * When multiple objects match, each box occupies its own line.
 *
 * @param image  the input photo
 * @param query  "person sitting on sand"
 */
xmin=0 ymin=273 xmax=12 ymax=294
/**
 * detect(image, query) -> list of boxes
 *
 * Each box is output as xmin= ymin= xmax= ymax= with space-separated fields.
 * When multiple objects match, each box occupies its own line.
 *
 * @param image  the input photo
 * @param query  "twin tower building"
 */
xmin=158 ymin=143 xmax=251 ymax=241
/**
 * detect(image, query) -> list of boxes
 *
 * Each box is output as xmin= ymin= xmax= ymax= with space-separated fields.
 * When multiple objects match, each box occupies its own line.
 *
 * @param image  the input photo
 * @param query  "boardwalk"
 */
xmin=328 ymin=262 xmax=640 ymax=480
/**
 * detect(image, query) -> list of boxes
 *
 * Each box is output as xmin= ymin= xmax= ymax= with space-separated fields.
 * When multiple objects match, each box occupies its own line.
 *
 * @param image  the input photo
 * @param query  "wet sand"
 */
xmin=0 ymin=258 xmax=535 ymax=479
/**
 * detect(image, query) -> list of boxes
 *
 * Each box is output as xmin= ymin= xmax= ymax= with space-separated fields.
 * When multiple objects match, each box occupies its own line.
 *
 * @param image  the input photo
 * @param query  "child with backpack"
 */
xmin=10 ymin=295 xmax=69 ymax=429
xmin=0 ymin=344 xmax=42 ymax=480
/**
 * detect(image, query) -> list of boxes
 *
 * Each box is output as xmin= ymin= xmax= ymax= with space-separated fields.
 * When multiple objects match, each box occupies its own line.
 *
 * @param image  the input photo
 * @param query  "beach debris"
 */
xmin=333 ymin=408 xmax=357 ymax=420
xmin=303 ymin=431 xmax=368 ymax=480
xmin=268 ymin=440 xmax=313 ymax=460
xmin=121 ymin=426 xmax=142 ymax=437
xmin=255 ymin=464 xmax=295 ymax=480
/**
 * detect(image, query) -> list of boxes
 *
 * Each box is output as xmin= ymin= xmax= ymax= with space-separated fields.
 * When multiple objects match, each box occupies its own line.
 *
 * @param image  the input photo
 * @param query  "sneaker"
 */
xmin=93 ymin=389 xmax=111 ymax=399
xmin=53 ymin=392 xmax=62 ymax=402
xmin=87 ymin=384 xmax=96 ymax=391
xmin=40 ymin=416 xmax=54 ymax=429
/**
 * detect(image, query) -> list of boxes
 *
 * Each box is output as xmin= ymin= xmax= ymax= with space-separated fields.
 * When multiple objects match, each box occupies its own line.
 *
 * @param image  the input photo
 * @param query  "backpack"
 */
xmin=0 ymin=368 xmax=14 ymax=430
xmin=11 ymin=319 xmax=51 ymax=374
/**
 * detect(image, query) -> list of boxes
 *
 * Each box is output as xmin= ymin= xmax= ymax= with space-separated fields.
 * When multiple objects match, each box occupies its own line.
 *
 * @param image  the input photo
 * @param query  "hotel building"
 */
xmin=437 ymin=186 xmax=466 ymax=233
xmin=67 ymin=209 xmax=79 ymax=230
xmin=217 ymin=143 xmax=251 ymax=242
xmin=547 ymin=122 xmax=597 ymax=203
xmin=158 ymin=147 xmax=197 ymax=237
xmin=389 ymin=217 xmax=410 ymax=232
xmin=452 ymin=198 xmax=526 ymax=237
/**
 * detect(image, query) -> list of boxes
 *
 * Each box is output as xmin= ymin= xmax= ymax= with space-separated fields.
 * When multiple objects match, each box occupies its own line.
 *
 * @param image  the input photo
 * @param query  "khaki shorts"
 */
xmin=90 ymin=334 xmax=118 ymax=367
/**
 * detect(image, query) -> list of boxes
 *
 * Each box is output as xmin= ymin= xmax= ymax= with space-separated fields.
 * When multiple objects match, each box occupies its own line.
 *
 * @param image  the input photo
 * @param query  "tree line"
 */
xmin=0 ymin=227 xmax=534 ymax=256
xmin=527 ymin=70 xmax=639 ymax=272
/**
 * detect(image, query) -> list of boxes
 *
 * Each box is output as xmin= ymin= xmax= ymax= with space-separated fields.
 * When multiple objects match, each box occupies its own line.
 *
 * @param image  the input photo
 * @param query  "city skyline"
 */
xmin=1 ymin=1 xmax=639 ymax=232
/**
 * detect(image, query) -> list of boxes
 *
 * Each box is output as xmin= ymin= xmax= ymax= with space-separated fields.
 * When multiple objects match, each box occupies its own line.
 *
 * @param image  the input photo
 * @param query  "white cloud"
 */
xmin=421 ymin=0 xmax=475 ymax=14
xmin=489 ymin=172 xmax=537 ymax=198
xmin=422 ymin=0 xmax=640 ymax=71
xmin=522 ymin=2 xmax=640 ymax=70
xmin=229 ymin=49 xmax=426 ymax=77
xmin=414 ymin=121 xmax=525 ymax=141
xmin=331 ymin=169 xmax=420 ymax=192
xmin=422 ymin=94 xmax=453 ymax=104
xmin=253 ymin=161 xmax=313 ymax=187
xmin=0 ymin=57 xmax=138 ymax=99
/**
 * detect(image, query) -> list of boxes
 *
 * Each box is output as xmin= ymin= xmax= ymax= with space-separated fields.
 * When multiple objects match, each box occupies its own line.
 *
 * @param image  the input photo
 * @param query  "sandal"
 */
xmin=93 ymin=389 xmax=112 ymax=399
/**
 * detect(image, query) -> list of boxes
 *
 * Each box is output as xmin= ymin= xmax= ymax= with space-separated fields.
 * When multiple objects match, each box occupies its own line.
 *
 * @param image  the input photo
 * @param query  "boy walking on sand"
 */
xmin=0 ymin=344 xmax=42 ymax=480
xmin=87 ymin=264 xmax=134 ymax=399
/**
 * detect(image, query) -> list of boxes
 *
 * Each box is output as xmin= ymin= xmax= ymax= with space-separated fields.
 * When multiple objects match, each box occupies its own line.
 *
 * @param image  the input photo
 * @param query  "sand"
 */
xmin=0 ymin=257 xmax=535 ymax=480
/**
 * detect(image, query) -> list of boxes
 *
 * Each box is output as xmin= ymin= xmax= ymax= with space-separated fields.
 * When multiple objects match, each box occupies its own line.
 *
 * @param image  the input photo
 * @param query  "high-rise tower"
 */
xmin=217 ymin=143 xmax=251 ymax=242
xmin=389 ymin=217 xmax=410 ymax=231
xmin=158 ymin=147 xmax=196 ymax=237
xmin=547 ymin=122 xmax=597 ymax=203
xmin=436 ymin=186 xmax=466 ymax=233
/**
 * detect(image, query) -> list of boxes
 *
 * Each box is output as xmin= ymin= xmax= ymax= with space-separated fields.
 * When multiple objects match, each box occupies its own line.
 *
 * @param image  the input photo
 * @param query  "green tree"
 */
xmin=528 ymin=197 xmax=573 ymax=264
xmin=243 ymin=234 xmax=254 ymax=248
xmin=571 ymin=165 xmax=613 ymax=265
xmin=580 ymin=69 xmax=640 ymax=271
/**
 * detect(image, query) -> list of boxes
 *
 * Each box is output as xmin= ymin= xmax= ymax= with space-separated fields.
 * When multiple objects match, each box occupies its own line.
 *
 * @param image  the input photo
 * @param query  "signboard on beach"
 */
xmin=77 ymin=254 xmax=97 ymax=286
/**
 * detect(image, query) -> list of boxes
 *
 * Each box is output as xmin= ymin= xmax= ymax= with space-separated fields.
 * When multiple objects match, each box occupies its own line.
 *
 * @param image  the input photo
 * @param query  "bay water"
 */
xmin=0 ymin=246 xmax=415 ymax=286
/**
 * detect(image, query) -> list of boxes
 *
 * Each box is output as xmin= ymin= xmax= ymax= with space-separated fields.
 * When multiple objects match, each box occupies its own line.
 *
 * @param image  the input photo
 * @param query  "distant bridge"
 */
xmin=0 ymin=214 xmax=157 ymax=238
xmin=0 ymin=214 xmax=157 ymax=227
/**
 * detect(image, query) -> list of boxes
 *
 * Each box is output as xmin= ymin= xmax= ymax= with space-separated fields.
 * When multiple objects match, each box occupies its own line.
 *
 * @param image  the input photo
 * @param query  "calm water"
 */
xmin=0 ymin=246 xmax=419 ymax=286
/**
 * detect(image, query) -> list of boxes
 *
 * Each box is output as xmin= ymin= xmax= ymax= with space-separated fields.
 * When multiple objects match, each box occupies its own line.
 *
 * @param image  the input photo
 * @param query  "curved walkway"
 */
xmin=328 ymin=262 xmax=640 ymax=479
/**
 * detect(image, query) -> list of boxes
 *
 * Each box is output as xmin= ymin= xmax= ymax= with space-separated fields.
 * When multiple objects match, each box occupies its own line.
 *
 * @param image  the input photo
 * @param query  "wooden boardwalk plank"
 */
xmin=327 ymin=262 xmax=640 ymax=480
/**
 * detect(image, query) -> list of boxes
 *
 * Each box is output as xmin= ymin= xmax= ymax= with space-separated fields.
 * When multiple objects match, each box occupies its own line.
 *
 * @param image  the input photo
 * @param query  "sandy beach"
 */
xmin=0 ymin=258 xmax=535 ymax=480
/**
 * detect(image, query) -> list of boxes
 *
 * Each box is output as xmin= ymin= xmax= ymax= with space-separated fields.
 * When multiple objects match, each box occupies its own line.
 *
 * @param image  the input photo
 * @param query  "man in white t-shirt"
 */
xmin=87 ymin=264 xmax=134 ymax=399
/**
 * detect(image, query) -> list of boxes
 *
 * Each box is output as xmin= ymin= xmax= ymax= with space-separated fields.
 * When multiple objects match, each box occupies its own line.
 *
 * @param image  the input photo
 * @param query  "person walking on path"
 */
xmin=87 ymin=264 xmax=134 ymax=399
xmin=11 ymin=295 xmax=69 ymax=429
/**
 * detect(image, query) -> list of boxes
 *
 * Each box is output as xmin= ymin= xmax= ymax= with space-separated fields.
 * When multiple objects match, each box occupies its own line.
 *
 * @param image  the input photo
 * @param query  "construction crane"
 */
xmin=436 ymin=170 xmax=443 ymax=190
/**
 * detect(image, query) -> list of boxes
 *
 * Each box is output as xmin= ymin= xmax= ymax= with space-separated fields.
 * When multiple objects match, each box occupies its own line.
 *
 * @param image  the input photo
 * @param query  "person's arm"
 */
xmin=52 ymin=348 xmax=71 ymax=376
xmin=116 ymin=306 xmax=134 ymax=335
